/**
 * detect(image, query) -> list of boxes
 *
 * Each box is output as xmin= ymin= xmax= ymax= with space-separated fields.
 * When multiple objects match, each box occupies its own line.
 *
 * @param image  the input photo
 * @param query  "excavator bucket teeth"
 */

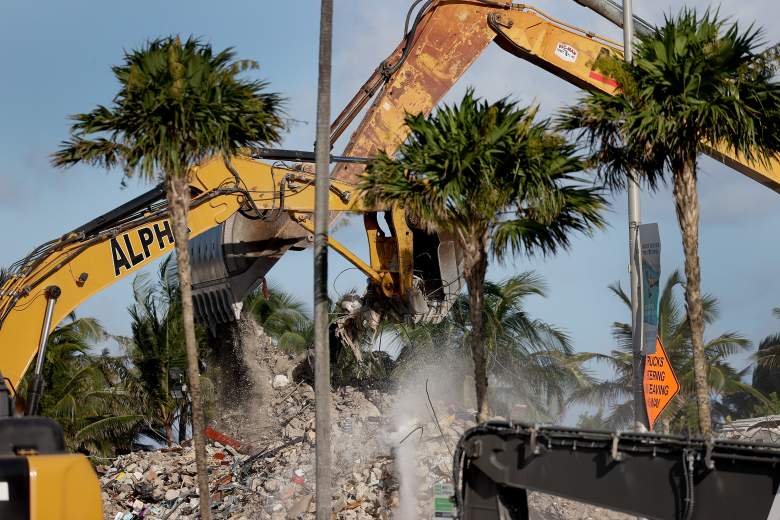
xmin=189 ymin=211 xmax=309 ymax=331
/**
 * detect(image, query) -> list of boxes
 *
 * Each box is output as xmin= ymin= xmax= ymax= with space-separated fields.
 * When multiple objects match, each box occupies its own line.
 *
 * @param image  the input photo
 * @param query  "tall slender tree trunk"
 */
xmin=167 ymin=174 xmax=212 ymax=520
xmin=165 ymin=424 xmax=174 ymax=448
xmin=464 ymin=249 xmax=490 ymax=423
xmin=178 ymin=401 xmax=189 ymax=445
xmin=672 ymin=160 xmax=712 ymax=438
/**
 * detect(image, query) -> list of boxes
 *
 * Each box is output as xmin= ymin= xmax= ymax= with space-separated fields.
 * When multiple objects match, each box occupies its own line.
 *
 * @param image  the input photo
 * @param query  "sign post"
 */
xmin=643 ymin=338 xmax=680 ymax=431
xmin=623 ymin=0 xmax=647 ymax=433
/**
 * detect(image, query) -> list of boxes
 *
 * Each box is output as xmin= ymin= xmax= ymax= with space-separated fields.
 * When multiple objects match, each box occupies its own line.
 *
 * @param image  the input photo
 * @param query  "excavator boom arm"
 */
xmin=332 ymin=1 xmax=780 ymax=190
xmin=0 ymin=158 xmax=369 ymax=388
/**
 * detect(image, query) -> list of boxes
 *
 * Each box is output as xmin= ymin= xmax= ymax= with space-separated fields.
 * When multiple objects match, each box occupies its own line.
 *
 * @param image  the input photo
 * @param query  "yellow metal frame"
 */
xmin=332 ymin=1 xmax=780 ymax=192
xmin=28 ymin=454 xmax=103 ymax=519
xmin=293 ymin=206 xmax=413 ymax=299
xmin=0 ymin=156 xmax=413 ymax=388
xmin=490 ymin=5 xmax=780 ymax=191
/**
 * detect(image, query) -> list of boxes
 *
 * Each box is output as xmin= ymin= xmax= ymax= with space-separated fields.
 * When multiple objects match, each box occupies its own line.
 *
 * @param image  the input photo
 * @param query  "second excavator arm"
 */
xmin=329 ymin=0 xmax=780 ymax=191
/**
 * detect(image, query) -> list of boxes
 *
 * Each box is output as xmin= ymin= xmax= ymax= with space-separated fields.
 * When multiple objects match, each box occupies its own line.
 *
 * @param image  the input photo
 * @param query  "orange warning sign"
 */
xmin=643 ymin=338 xmax=680 ymax=431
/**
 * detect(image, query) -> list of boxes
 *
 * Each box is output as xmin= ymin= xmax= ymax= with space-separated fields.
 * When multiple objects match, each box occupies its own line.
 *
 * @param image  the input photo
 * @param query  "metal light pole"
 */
xmin=313 ymin=0 xmax=334 ymax=517
xmin=624 ymin=0 xmax=649 ymax=432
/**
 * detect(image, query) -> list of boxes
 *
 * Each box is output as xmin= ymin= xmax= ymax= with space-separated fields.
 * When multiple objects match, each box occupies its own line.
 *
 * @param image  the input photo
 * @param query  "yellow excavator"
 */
xmin=2 ymin=1 xmax=779 ymax=518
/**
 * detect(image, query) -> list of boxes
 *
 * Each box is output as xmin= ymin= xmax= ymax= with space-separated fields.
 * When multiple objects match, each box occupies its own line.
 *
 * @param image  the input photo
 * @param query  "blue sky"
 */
xmin=2 ymin=0 xmax=779 ymax=388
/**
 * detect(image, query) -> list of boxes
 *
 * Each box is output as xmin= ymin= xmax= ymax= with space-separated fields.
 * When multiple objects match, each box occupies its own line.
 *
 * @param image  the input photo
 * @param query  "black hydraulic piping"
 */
xmin=70 ymin=184 xmax=166 ymax=238
xmin=69 ymin=148 xmax=371 ymax=238
xmin=570 ymin=0 xmax=653 ymax=37
xmin=251 ymin=148 xmax=372 ymax=164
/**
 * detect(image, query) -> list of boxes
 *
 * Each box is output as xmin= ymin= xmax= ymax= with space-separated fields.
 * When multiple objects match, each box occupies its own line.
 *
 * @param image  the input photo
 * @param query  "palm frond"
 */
xmin=52 ymin=36 xmax=286 ymax=180
xmin=75 ymin=414 xmax=145 ymax=442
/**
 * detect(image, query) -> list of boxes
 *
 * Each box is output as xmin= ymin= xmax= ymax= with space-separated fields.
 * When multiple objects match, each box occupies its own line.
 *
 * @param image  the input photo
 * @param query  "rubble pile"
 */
xmin=99 ymin=394 xmax=630 ymax=520
xmin=719 ymin=414 xmax=780 ymax=443
xmin=100 ymin=378 xmax=393 ymax=519
xmin=100 ymin=328 xmax=631 ymax=519
xmin=99 ymin=443 xmax=246 ymax=519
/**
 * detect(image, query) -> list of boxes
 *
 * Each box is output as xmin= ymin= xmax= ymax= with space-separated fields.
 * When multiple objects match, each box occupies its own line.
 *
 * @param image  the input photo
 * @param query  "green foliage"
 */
xmin=576 ymin=271 xmax=755 ymax=431
xmin=559 ymin=9 xmax=780 ymax=191
xmin=20 ymin=315 xmax=142 ymax=457
xmin=362 ymin=90 xmax=605 ymax=261
xmin=754 ymin=308 xmax=780 ymax=388
xmin=362 ymin=90 xmax=604 ymax=419
xmin=244 ymin=283 xmax=313 ymax=354
xmin=577 ymin=409 xmax=609 ymax=430
xmin=22 ymin=256 xmax=218 ymax=455
xmin=752 ymin=391 xmax=780 ymax=416
xmin=126 ymin=256 xmax=200 ymax=445
xmin=51 ymin=36 xmax=285 ymax=181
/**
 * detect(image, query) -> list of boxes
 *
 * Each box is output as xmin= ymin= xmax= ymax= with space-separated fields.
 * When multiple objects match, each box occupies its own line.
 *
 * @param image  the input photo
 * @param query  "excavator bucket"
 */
xmin=189 ymin=208 xmax=463 ymax=331
xmin=191 ymin=0 xmax=496 ymax=332
xmin=189 ymin=211 xmax=310 ymax=331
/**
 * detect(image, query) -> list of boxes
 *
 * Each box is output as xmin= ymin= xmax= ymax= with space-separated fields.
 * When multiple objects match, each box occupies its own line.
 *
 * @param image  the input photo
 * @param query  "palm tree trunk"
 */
xmin=165 ymin=423 xmax=174 ymax=448
xmin=178 ymin=402 xmax=188 ymax=445
xmin=659 ymin=416 xmax=671 ymax=435
xmin=167 ymin=174 xmax=212 ymax=520
xmin=465 ymin=250 xmax=490 ymax=423
xmin=672 ymin=159 xmax=712 ymax=438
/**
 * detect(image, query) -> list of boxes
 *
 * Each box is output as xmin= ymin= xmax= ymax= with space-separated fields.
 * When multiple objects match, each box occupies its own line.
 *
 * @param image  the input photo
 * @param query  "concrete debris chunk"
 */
xmin=272 ymin=374 xmax=290 ymax=389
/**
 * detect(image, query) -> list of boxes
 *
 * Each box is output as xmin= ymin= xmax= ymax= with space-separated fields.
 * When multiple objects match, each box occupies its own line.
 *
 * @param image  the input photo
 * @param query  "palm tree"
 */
xmin=576 ymin=271 xmax=755 ymax=433
xmin=127 ymin=256 xmax=191 ymax=446
xmin=753 ymin=308 xmax=780 ymax=396
xmin=559 ymin=10 xmax=780 ymax=436
xmin=360 ymin=90 xmax=605 ymax=422
xmin=392 ymin=273 xmax=592 ymax=421
xmin=51 ymin=37 xmax=285 ymax=515
xmin=244 ymin=282 xmax=314 ymax=354
xmin=20 ymin=315 xmax=143 ymax=456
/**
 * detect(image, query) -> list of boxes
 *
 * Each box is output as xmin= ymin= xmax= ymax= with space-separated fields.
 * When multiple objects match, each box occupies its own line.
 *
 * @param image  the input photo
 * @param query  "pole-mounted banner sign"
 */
xmin=639 ymin=223 xmax=660 ymax=355
xmin=643 ymin=338 xmax=680 ymax=431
